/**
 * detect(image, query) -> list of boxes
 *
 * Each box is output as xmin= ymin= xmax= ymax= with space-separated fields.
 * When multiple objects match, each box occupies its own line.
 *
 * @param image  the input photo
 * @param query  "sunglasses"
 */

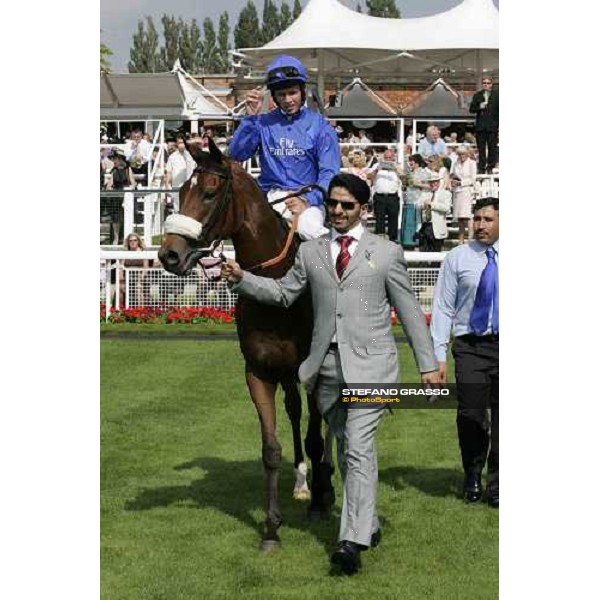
xmin=325 ymin=198 xmax=361 ymax=211
xmin=482 ymin=81 xmax=492 ymax=84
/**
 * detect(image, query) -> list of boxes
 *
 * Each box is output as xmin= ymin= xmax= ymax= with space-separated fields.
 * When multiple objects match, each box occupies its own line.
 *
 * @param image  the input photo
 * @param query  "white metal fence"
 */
xmin=100 ymin=250 xmax=445 ymax=322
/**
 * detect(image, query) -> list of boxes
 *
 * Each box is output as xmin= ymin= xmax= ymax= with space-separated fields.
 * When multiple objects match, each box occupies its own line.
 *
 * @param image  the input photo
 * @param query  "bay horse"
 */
xmin=158 ymin=138 xmax=334 ymax=550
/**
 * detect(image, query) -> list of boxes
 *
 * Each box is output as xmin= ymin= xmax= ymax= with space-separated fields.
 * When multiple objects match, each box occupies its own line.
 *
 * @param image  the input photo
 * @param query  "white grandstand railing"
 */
xmin=99 ymin=249 xmax=446 ymax=323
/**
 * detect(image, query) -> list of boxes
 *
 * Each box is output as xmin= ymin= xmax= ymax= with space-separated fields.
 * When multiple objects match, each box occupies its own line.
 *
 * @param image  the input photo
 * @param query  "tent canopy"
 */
xmin=327 ymin=78 xmax=398 ymax=119
xmin=238 ymin=0 xmax=498 ymax=80
xmin=100 ymin=70 xmax=232 ymax=120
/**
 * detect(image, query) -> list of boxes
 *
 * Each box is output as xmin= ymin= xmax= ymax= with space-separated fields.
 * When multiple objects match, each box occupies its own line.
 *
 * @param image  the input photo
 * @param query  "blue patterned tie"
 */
xmin=469 ymin=246 xmax=499 ymax=335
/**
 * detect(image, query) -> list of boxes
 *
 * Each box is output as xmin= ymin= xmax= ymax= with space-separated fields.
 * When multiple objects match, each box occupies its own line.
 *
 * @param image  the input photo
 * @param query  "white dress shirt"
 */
xmin=330 ymin=222 xmax=365 ymax=343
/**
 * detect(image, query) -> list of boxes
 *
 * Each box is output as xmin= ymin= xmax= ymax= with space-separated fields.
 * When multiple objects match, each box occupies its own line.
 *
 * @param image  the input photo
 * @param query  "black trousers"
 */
xmin=476 ymin=129 xmax=499 ymax=173
xmin=373 ymin=193 xmax=399 ymax=241
xmin=452 ymin=334 xmax=499 ymax=494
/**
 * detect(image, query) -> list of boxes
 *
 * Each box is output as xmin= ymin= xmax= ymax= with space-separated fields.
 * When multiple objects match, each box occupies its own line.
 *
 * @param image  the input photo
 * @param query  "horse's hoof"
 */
xmin=259 ymin=538 xmax=281 ymax=552
xmin=293 ymin=487 xmax=311 ymax=501
xmin=293 ymin=463 xmax=311 ymax=501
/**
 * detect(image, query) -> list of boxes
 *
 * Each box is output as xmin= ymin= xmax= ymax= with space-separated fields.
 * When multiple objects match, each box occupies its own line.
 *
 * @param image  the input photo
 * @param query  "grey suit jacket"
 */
xmin=230 ymin=231 xmax=437 ymax=399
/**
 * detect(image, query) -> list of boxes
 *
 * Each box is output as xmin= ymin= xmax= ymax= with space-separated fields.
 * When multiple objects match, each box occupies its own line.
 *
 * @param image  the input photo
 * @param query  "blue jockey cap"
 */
xmin=265 ymin=55 xmax=308 ymax=90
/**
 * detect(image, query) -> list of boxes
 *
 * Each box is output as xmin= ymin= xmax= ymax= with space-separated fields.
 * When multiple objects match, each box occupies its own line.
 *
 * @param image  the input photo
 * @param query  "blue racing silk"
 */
xmin=229 ymin=107 xmax=340 ymax=207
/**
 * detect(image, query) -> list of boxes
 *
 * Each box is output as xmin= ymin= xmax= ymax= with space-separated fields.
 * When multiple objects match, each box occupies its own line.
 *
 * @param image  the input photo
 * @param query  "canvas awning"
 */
xmin=100 ymin=70 xmax=233 ymax=120
xmin=326 ymin=78 xmax=398 ymax=119
xmin=237 ymin=0 xmax=498 ymax=83
xmin=401 ymin=78 xmax=471 ymax=118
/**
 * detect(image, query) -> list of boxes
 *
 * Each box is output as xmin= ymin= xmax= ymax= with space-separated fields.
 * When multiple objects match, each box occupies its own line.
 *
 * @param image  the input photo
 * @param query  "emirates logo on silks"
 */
xmin=269 ymin=137 xmax=306 ymax=157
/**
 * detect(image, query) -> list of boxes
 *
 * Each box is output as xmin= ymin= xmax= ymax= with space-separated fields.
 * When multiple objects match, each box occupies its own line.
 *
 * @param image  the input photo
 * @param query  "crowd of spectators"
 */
xmin=101 ymin=121 xmax=497 ymax=253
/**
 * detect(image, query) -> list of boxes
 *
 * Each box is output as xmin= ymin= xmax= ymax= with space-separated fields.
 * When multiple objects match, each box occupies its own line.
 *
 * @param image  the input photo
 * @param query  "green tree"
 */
xmin=159 ymin=15 xmax=182 ymax=71
xmin=128 ymin=16 xmax=161 ymax=73
xmin=100 ymin=43 xmax=113 ymax=73
xmin=234 ymin=1 xmax=262 ymax=49
xmin=180 ymin=19 xmax=203 ymax=73
xmin=280 ymin=1 xmax=292 ymax=30
xmin=217 ymin=12 xmax=231 ymax=72
xmin=366 ymin=0 xmax=401 ymax=18
xmin=261 ymin=0 xmax=280 ymax=41
xmin=201 ymin=17 xmax=219 ymax=73
xmin=292 ymin=0 xmax=302 ymax=20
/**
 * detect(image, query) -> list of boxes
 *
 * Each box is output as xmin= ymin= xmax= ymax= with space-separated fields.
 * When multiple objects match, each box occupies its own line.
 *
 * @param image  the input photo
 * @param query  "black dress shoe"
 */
xmin=487 ymin=491 xmax=499 ymax=508
xmin=463 ymin=473 xmax=483 ymax=504
xmin=370 ymin=528 xmax=382 ymax=549
xmin=331 ymin=541 xmax=362 ymax=575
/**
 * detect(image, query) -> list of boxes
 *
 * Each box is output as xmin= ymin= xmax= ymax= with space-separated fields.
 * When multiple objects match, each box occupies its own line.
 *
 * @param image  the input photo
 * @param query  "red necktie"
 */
xmin=336 ymin=235 xmax=354 ymax=279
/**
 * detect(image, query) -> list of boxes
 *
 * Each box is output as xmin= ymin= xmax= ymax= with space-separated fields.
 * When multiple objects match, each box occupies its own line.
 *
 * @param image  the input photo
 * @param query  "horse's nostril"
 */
xmin=158 ymin=248 xmax=180 ymax=267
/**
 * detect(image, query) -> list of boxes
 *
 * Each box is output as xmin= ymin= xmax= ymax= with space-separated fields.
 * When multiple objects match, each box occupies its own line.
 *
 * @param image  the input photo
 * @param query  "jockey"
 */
xmin=229 ymin=55 xmax=340 ymax=240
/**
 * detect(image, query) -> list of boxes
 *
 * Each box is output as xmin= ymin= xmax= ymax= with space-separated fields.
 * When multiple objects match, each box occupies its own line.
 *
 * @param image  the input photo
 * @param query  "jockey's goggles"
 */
xmin=267 ymin=66 xmax=305 ymax=87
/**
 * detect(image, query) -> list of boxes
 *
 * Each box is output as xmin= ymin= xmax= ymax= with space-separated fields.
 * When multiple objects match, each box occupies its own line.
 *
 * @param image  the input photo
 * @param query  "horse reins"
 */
xmin=245 ymin=183 xmax=327 ymax=274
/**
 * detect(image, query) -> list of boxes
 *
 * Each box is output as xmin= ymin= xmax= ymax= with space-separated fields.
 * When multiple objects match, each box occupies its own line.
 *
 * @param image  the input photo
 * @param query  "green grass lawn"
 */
xmin=101 ymin=338 xmax=498 ymax=600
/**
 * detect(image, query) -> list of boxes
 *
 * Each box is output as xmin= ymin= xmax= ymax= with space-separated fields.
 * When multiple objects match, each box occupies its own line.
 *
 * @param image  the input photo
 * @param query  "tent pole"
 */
xmin=317 ymin=49 xmax=325 ymax=105
xmin=397 ymin=119 xmax=404 ymax=169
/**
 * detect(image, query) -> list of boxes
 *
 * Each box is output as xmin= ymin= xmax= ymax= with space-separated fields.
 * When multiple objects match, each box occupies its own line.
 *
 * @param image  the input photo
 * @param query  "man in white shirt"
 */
xmin=124 ymin=129 xmax=153 ymax=186
xmin=370 ymin=148 xmax=402 ymax=241
xmin=165 ymin=136 xmax=196 ymax=211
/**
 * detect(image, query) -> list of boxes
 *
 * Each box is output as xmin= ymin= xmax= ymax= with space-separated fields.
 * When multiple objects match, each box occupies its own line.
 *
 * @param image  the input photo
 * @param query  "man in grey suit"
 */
xmin=222 ymin=173 xmax=440 ymax=575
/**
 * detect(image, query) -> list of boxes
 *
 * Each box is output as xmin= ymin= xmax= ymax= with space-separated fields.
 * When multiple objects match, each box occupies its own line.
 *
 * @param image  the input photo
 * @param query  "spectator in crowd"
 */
xmin=370 ymin=148 xmax=402 ymax=242
xmin=431 ymin=197 xmax=499 ymax=508
xmin=469 ymin=76 xmax=499 ymax=174
xmin=365 ymin=147 xmax=378 ymax=169
xmin=125 ymin=129 xmax=153 ymax=186
xmin=119 ymin=232 xmax=152 ymax=307
xmin=340 ymin=146 xmax=351 ymax=169
xmin=426 ymin=155 xmax=451 ymax=191
xmin=447 ymin=144 xmax=459 ymax=171
xmin=103 ymin=149 xmax=136 ymax=244
xmin=165 ymin=136 xmax=196 ymax=212
xmin=450 ymin=145 xmax=477 ymax=244
xmin=348 ymin=130 xmax=361 ymax=146
xmin=166 ymin=139 xmax=177 ymax=156
xmin=399 ymin=154 xmax=429 ymax=250
xmin=349 ymin=150 xmax=372 ymax=184
xmin=416 ymin=172 xmax=452 ymax=252
xmin=221 ymin=172 xmax=440 ymax=576
xmin=229 ymin=54 xmax=340 ymax=240
xmin=358 ymin=129 xmax=371 ymax=150
xmin=418 ymin=126 xmax=447 ymax=158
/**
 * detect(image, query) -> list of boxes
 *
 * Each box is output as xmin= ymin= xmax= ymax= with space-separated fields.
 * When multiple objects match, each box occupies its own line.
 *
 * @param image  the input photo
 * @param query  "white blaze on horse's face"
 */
xmin=190 ymin=175 xmax=198 ymax=188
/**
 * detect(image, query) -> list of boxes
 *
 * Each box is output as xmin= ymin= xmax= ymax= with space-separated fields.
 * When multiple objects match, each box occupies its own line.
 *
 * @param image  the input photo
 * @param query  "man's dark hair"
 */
xmin=328 ymin=173 xmax=371 ymax=205
xmin=409 ymin=154 xmax=427 ymax=168
xmin=473 ymin=197 xmax=499 ymax=212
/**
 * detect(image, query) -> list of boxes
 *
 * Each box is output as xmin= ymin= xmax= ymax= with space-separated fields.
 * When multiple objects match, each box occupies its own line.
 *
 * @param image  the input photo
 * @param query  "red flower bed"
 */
xmin=102 ymin=304 xmax=430 ymax=326
xmin=104 ymin=305 xmax=235 ymax=324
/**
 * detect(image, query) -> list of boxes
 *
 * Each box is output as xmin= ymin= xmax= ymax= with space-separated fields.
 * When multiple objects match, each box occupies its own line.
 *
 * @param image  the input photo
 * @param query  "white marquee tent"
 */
xmin=236 ymin=0 xmax=498 ymax=94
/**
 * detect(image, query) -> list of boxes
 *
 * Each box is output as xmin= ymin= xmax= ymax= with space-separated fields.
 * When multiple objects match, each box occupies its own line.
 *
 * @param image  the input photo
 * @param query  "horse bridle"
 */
xmin=162 ymin=162 xmax=327 ymax=278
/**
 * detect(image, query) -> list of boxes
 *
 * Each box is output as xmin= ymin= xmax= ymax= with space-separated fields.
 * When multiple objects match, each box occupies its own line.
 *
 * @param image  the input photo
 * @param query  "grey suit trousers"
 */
xmin=316 ymin=347 xmax=384 ymax=547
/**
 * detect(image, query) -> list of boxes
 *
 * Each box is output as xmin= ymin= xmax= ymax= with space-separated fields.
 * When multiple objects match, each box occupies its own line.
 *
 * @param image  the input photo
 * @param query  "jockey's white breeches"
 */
xmin=267 ymin=189 xmax=329 ymax=241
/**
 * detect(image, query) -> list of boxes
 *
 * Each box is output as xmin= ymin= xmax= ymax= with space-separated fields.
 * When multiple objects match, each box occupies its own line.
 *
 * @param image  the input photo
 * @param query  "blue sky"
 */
xmin=101 ymin=0 xmax=499 ymax=73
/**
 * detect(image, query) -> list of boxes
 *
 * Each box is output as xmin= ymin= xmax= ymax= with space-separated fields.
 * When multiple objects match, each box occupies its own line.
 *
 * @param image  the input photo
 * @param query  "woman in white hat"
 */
xmin=450 ymin=145 xmax=477 ymax=244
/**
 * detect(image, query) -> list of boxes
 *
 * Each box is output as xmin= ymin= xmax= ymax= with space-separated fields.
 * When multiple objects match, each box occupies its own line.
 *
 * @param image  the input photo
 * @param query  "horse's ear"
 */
xmin=185 ymin=139 xmax=204 ymax=165
xmin=208 ymin=137 xmax=223 ymax=163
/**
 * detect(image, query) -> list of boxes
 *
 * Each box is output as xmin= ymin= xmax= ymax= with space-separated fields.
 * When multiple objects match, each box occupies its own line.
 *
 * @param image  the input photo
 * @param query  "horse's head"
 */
xmin=158 ymin=138 xmax=236 ymax=276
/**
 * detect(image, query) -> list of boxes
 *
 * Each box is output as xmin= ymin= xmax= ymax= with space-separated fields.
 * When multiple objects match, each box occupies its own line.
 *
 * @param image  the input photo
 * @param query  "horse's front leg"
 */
xmin=281 ymin=378 xmax=310 ymax=501
xmin=246 ymin=371 xmax=283 ymax=551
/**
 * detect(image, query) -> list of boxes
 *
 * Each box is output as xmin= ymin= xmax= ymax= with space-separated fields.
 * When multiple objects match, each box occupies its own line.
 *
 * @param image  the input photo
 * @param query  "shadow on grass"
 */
xmin=124 ymin=456 xmax=339 ymax=553
xmin=378 ymin=464 xmax=464 ymax=499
